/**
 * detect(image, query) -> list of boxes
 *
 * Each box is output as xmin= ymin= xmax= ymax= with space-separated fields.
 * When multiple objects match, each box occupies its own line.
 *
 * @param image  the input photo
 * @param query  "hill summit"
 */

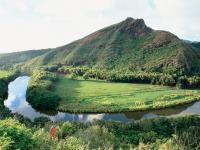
xmin=2 ymin=17 xmax=200 ymax=73
xmin=117 ymin=17 xmax=152 ymax=37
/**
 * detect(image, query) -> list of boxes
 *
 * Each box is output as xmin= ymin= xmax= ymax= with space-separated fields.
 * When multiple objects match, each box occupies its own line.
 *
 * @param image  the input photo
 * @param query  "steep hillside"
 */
xmin=0 ymin=49 xmax=50 ymax=67
xmin=4 ymin=17 xmax=200 ymax=73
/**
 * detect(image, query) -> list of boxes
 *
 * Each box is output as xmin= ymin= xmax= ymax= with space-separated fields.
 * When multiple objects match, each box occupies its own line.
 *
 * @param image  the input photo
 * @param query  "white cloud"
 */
xmin=153 ymin=0 xmax=200 ymax=40
xmin=0 ymin=6 xmax=5 ymax=15
xmin=35 ymin=0 xmax=113 ymax=18
xmin=0 ymin=0 xmax=199 ymax=53
xmin=12 ymin=0 xmax=29 ymax=12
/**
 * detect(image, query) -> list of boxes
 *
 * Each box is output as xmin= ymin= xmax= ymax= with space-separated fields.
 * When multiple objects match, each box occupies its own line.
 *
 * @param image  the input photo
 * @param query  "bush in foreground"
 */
xmin=0 ymin=116 xmax=200 ymax=150
xmin=0 ymin=118 xmax=33 ymax=150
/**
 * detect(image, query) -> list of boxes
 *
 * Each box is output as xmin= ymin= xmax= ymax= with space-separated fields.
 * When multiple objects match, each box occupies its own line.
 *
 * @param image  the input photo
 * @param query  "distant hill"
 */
xmin=0 ymin=49 xmax=50 ymax=67
xmin=1 ymin=17 xmax=200 ymax=73
xmin=191 ymin=42 xmax=200 ymax=49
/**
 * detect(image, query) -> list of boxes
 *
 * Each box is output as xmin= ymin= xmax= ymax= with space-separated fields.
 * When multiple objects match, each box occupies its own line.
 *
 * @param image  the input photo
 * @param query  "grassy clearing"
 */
xmin=54 ymin=76 xmax=200 ymax=113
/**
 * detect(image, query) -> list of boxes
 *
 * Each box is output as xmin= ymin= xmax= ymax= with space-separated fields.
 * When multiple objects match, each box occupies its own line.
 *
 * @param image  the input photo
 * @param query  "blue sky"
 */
xmin=0 ymin=0 xmax=200 ymax=53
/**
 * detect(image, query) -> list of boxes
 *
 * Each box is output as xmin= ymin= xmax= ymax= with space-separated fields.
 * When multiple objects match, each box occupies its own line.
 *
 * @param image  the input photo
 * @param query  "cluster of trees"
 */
xmin=58 ymin=66 xmax=90 ymax=76
xmin=42 ymin=64 xmax=62 ymax=72
xmin=0 ymin=70 xmax=21 ymax=120
xmin=0 ymin=115 xmax=200 ymax=150
xmin=0 ymin=79 xmax=8 ymax=98
xmin=26 ymin=70 xmax=60 ymax=110
xmin=177 ymin=76 xmax=200 ymax=89
xmin=57 ymin=65 xmax=200 ymax=89
xmin=0 ymin=70 xmax=20 ymax=98
xmin=0 ymin=98 xmax=12 ymax=119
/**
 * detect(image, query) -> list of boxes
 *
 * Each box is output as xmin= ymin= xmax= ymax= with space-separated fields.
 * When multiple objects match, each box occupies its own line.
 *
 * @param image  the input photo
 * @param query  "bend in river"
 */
xmin=4 ymin=76 xmax=200 ymax=122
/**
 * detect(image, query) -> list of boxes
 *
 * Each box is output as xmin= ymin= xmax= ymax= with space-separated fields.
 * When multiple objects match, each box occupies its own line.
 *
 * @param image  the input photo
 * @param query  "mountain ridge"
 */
xmin=1 ymin=17 xmax=200 ymax=74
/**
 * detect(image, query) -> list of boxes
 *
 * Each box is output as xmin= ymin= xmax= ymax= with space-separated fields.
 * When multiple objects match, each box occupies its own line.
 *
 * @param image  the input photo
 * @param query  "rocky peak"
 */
xmin=118 ymin=17 xmax=152 ymax=37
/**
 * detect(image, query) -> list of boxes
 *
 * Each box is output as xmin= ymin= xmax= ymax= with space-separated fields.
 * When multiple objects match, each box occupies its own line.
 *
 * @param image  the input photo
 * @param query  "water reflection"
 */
xmin=4 ymin=76 xmax=200 ymax=122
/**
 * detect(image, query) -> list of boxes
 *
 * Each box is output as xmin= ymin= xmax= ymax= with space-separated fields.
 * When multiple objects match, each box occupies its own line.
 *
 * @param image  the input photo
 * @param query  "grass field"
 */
xmin=55 ymin=76 xmax=200 ymax=113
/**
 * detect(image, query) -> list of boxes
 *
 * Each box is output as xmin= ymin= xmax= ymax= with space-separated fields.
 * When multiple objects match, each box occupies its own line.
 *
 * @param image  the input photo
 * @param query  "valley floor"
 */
xmin=55 ymin=76 xmax=200 ymax=113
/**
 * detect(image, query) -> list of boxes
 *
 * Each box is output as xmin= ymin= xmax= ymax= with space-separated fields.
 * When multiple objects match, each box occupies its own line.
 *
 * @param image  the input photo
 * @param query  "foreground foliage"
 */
xmin=0 ymin=119 xmax=33 ymax=150
xmin=0 ymin=115 xmax=200 ymax=150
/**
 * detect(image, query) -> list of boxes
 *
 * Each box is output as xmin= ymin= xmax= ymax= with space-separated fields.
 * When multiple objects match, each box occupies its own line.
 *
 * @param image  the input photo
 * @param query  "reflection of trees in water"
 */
xmin=124 ymin=102 xmax=194 ymax=120
xmin=35 ymin=102 xmax=196 ymax=122
xmin=35 ymin=109 xmax=59 ymax=116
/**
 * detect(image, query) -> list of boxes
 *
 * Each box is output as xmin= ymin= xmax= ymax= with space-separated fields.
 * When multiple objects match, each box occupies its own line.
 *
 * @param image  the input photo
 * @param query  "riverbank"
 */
xmin=55 ymin=76 xmax=200 ymax=113
xmin=25 ymin=70 xmax=200 ymax=113
xmin=0 ymin=70 xmax=20 ymax=119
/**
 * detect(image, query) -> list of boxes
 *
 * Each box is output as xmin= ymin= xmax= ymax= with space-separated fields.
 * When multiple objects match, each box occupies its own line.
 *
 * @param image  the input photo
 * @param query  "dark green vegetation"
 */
xmin=0 ymin=70 xmax=20 ymax=98
xmin=26 ymin=71 xmax=60 ymax=110
xmin=0 ymin=115 xmax=200 ymax=149
xmin=58 ymin=65 xmax=200 ymax=89
xmin=0 ymin=119 xmax=33 ymax=150
xmin=191 ymin=42 xmax=200 ymax=49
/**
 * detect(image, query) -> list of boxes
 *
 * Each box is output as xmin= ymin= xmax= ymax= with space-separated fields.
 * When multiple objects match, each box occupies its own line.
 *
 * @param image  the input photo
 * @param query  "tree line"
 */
xmin=55 ymin=65 xmax=200 ymax=89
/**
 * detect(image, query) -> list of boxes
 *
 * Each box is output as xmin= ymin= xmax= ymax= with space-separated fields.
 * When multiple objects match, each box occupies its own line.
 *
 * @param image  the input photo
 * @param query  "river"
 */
xmin=4 ymin=76 xmax=200 ymax=122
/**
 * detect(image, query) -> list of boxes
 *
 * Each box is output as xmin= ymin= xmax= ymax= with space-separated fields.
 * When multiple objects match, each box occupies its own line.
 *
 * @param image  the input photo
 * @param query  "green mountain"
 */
xmin=0 ymin=49 xmax=50 ymax=68
xmin=2 ymin=17 xmax=200 ymax=73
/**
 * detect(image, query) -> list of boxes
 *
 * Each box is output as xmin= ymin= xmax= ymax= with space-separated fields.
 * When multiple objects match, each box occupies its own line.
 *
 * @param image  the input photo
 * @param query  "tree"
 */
xmin=83 ymin=73 xmax=89 ymax=80
xmin=177 ymin=76 xmax=189 ymax=89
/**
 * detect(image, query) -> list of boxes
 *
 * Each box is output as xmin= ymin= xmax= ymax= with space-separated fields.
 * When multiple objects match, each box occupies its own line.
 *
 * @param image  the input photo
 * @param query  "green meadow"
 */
xmin=55 ymin=76 xmax=200 ymax=113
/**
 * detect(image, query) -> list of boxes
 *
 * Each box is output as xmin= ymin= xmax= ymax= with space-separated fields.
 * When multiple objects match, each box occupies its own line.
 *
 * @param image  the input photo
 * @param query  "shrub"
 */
xmin=0 ymin=118 xmax=34 ymax=150
xmin=177 ymin=76 xmax=189 ymax=89
xmin=70 ymin=73 xmax=78 ymax=80
xmin=32 ymin=128 xmax=58 ymax=150
xmin=0 ymin=79 xmax=8 ymax=98
xmin=83 ymin=73 xmax=89 ymax=80
xmin=0 ymin=135 xmax=13 ymax=150
xmin=139 ymin=131 xmax=158 ymax=143
xmin=58 ymin=122 xmax=76 ymax=139
xmin=58 ymin=136 xmax=89 ymax=150
xmin=75 ymin=125 xmax=115 ymax=149
xmin=27 ymin=87 xmax=60 ymax=110
xmin=33 ymin=117 xmax=51 ymax=127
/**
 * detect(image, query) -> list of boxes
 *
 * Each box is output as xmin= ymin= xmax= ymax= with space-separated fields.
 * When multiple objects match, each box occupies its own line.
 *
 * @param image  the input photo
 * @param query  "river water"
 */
xmin=4 ymin=76 xmax=200 ymax=122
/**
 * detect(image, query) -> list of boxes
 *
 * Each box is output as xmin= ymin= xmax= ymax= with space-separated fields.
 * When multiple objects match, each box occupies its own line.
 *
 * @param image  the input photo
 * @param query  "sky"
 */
xmin=0 ymin=0 xmax=200 ymax=53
